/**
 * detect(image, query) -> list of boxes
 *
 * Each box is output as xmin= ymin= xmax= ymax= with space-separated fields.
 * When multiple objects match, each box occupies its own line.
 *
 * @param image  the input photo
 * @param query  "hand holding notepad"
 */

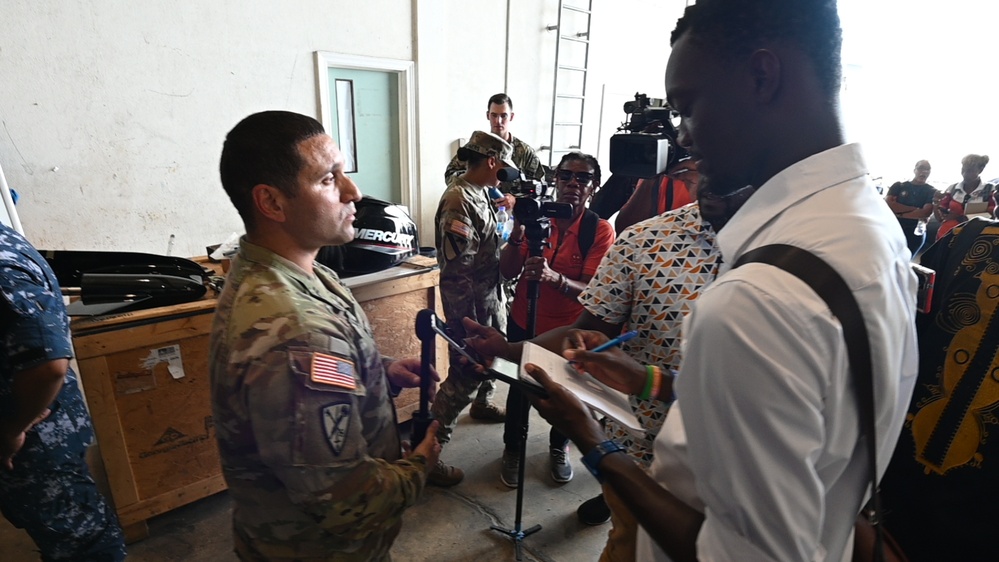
xmin=519 ymin=342 xmax=643 ymax=433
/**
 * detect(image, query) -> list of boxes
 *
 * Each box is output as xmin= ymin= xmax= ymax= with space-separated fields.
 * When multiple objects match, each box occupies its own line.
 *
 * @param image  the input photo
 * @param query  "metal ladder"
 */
xmin=545 ymin=0 xmax=593 ymax=167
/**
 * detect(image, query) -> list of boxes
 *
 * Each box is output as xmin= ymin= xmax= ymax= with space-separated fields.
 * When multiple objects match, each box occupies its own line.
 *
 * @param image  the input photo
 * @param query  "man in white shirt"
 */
xmin=523 ymin=1 xmax=919 ymax=560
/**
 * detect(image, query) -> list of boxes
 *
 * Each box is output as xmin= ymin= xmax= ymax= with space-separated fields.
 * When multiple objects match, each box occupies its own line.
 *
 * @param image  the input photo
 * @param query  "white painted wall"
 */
xmin=0 ymin=1 xmax=413 ymax=256
xmin=425 ymin=0 xmax=686 ymax=221
xmin=0 ymin=0 xmax=686 ymax=255
xmin=838 ymin=0 xmax=999 ymax=188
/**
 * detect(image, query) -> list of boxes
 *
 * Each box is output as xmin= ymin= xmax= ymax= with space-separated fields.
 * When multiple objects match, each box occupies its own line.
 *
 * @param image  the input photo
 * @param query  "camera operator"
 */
xmin=444 ymin=93 xmax=546 ymax=212
xmin=496 ymin=152 xmax=615 ymax=487
xmin=615 ymin=159 xmax=700 ymax=232
xmin=429 ymin=131 xmax=518 ymax=486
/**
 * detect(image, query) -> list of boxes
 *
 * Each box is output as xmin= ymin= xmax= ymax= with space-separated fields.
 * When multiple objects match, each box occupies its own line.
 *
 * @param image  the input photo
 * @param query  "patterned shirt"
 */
xmin=579 ymin=203 xmax=719 ymax=465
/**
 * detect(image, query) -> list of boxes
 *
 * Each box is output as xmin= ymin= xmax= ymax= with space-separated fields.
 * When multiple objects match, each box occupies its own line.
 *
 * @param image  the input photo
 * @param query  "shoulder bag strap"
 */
xmin=733 ymin=244 xmax=884 ymax=561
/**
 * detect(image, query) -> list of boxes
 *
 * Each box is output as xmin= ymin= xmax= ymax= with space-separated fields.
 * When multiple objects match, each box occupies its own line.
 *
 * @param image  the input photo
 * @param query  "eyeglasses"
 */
xmin=555 ymin=170 xmax=595 ymax=185
xmin=699 ymin=184 xmax=756 ymax=201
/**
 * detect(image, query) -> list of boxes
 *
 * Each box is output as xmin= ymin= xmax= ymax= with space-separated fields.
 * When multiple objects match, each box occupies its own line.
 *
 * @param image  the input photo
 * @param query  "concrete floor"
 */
xmin=2 ymin=385 xmax=611 ymax=561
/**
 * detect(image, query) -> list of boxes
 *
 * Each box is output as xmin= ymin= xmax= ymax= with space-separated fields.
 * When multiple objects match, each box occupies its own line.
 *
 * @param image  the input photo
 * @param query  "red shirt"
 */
xmin=510 ymin=212 xmax=615 ymax=334
xmin=656 ymin=177 xmax=693 ymax=214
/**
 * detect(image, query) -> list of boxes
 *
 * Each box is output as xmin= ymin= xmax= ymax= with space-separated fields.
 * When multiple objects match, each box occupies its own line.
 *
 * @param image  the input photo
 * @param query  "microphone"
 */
xmin=412 ymin=309 xmax=437 ymax=445
xmin=497 ymin=167 xmax=523 ymax=183
xmin=415 ymin=309 xmax=437 ymax=342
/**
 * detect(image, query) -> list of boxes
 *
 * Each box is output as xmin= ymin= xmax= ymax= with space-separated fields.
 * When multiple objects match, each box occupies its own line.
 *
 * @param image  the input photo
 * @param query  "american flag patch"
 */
xmin=447 ymin=219 xmax=471 ymax=238
xmin=310 ymin=352 xmax=357 ymax=390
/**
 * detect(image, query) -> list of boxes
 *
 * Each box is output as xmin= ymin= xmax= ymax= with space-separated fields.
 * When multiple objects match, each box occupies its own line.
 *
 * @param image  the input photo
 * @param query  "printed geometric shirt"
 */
xmin=579 ymin=203 xmax=719 ymax=465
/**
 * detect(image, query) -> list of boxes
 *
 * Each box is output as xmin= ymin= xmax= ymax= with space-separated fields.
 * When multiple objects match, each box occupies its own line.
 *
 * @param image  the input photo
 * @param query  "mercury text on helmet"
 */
xmin=355 ymin=228 xmax=416 ymax=247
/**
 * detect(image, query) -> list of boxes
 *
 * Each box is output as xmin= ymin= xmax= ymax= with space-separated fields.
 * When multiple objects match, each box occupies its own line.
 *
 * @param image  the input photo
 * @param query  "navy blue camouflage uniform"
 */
xmin=0 ymin=223 xmax=126 ymax=561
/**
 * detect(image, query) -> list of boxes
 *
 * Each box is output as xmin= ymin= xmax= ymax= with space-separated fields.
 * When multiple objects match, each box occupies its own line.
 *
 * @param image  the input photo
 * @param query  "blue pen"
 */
xmin=589 ymin=330 xmax=639 ymax=353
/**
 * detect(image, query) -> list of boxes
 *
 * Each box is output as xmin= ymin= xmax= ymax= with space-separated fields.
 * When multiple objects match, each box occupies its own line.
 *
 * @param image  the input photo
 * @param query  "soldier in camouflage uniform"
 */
xmin=443 ymin=93 xmax=546 ymax=188
xmin=428 ymin=131 xmax=516 ymax=486
xmin=444 ymin=94 xmax=546 ymax=339
xmin=211 ymin=111 xmax=440 ymax=562
xmin=0 ymin=223 xmax=127 ymax=562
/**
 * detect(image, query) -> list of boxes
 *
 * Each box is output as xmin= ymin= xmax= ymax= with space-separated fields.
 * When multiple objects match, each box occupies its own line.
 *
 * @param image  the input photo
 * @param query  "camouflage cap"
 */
xmin=463 ymin=131 xmax=518 ymax=169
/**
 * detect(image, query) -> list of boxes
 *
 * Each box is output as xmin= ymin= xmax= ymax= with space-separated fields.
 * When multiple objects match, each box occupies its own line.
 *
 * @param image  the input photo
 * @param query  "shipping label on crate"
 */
xmin=142 ymin=344 xmax=186 ymax=379
xmin=114 ymin=344 xmax=186 ymax=394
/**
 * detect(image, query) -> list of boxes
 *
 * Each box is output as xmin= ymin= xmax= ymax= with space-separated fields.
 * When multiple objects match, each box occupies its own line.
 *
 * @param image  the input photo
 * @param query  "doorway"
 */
xmin=314 ymin=52 xmax=417 ymax=209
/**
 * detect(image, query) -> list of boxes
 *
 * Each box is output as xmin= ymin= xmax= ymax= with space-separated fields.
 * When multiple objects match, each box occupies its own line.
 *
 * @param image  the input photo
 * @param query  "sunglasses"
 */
xmin=555 ymin=170 xmax=595 ymax=185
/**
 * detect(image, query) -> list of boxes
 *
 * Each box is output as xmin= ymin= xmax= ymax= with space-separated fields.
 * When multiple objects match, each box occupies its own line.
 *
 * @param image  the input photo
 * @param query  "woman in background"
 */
xmin=935 ymin=154 xmax=995 ymax=240
xmin=496 ymin=151 xmax=615 ymax=487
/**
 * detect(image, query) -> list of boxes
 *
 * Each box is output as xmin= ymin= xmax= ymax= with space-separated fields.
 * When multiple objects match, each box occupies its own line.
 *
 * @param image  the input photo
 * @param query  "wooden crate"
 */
xmin=350 ymin=260 xmax=447 ymax=421
xmin=71 ymin=258 xmax=443 ymax=542
xmin=73 ymin=300 xmax=224 ymax=542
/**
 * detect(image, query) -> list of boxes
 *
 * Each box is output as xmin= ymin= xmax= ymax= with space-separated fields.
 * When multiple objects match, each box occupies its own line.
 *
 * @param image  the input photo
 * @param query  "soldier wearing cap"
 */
xmin=444 ymin=93 xmax=545 ymax=201
xmin=211 ymin=110 xmax=441 ymax=561
xmin=428 ymin=130 xmax=516 ymax=486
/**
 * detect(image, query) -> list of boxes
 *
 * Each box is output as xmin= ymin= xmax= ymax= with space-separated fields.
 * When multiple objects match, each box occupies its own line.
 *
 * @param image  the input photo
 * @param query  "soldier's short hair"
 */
xmin=488 ymin=93 xmax=513 ymax=110
xmin=220 ymin=110 xmax=326 ymax=229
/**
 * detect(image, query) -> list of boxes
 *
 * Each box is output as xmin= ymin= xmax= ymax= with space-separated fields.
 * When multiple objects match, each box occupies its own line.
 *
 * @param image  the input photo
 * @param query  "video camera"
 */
xmin=496 ymin=168 xmax=572 ymax=248
xmin=497 ymin=168 xmax=572 ymax=224
xmin=609 ymin=93 xmax=689 ymax=178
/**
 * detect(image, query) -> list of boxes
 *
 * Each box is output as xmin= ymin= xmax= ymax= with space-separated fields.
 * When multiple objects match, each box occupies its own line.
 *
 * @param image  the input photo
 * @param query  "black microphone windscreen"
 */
xmin=496 ymin=167 xmax=522 ymax=183
xmin=415 ymin=309 xmax=437 ymax=341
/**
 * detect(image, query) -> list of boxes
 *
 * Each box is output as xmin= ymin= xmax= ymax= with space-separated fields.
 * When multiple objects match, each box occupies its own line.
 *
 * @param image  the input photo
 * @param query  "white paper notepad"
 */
xmin=520 ymin=342 xmax=642 ymax=433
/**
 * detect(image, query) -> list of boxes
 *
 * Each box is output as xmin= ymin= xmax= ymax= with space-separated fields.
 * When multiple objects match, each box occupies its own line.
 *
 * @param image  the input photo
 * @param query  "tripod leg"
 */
xmin=489 ymin=281 xmax=546 ymax=557
xmin=513 ymin=388 xmax=530 ymax=528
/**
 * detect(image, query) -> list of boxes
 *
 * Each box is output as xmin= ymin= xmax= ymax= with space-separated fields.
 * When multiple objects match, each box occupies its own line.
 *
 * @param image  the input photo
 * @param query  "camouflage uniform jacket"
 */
xmin=435 ymin=177 xmax=506 ymax=337
xmin=444 ymin=134 xmax=545 ymax=186
xmin=0 ymin=223 xmax=95 ymax=466
xmin=209 ymin=238 xmax=426 ymax=562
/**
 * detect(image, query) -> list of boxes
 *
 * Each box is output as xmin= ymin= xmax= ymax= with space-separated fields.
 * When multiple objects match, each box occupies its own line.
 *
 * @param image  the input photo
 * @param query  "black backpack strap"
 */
xmin=733 ymin=244 xmax=885 ymax=561
xmin=578 ymin=208 xmax=599 ymax=259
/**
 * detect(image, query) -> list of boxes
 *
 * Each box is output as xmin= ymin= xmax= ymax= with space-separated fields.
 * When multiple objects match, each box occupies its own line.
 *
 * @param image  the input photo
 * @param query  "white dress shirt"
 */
xmin=637 ymin=144 xmax=919 ymax=561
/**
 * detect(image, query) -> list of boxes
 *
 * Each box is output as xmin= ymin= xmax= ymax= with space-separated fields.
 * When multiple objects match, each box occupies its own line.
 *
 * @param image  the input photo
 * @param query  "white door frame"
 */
xmin=314 ymin=51 xmax=418 ymax=215
xmin=0 ymin=161 xmax=22 ymax=234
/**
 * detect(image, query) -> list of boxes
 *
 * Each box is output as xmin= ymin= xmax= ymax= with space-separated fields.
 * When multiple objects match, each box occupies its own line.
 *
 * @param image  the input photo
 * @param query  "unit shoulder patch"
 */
xmin=321 ymin=403 xmax=352 ymax=455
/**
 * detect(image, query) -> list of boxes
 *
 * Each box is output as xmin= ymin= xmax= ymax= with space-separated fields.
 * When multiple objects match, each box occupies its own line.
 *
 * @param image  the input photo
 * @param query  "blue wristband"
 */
xmin=581 ymin=440 xmax=625 ymax=483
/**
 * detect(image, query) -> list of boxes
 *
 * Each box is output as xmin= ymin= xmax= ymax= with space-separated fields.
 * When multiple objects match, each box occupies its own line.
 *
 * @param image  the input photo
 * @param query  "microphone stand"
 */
xmin=490 ymin=221 xmax=546 ymax=560
xmin=412 ymin=309 xmax=437 ymax=446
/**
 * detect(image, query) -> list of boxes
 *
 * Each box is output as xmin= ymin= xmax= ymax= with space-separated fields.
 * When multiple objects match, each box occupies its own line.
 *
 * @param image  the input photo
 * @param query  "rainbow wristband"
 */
xmin=639 ymin=365 xmax=656 ymax=400
xmin=649 ymin=366 xmax=663 ymax=401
